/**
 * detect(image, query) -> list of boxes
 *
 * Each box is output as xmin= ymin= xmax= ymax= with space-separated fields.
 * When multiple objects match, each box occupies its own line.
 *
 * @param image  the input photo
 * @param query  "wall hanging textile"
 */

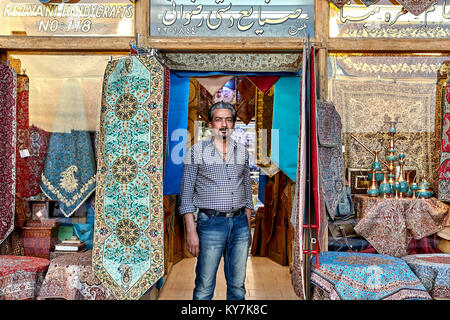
xmin=291 ymin=45 xmax=308 ymax=300
xmin=271 ymin=76 xmax=301 ymax=182
xmin=328 ymin=0 xmax=435 ymax=16
xmin=93 ymin=55 xmax=165 ymax=300
xmin=38 ymin=251 xmax=115 ymax=300
xmin=0 ymin=255 xmax=49 ymax=300
xmin=161 ymin=53 xmax=302 ymax=73
xmin=438 ymin=72 xmax=450 ymax=200
xmin=254 ymin=85 xmax=280 ymax=177
xmin=163 ymin=72 xmax=190 ymax=195
xmin=354 ymin=197 xmax=450 ymax=257
xmin=163 ymin=65 xmax=170 ymax=173
xmin=317 ymin=101 xmax=347 ymax=220
xmin=402 ymin=253 xmax=450 ymax=299
xmin=15 ymin=74 xmax=32 ymax=198
xmin=310 ymin=251 xmax=431 ymax=300
xmin=247 ymin=76 xmax=280 ymax=94
xmin=331 ymin=79 xmax=440 ymax=192
xmin=0 ymin=64 xmax=17 ymax=245
xmin=328 ymin=0 xmax=349 ymax=9
xmin=235 ymin=76 xmax=256 ymax=125
xmin=187 ymin=78 xmax=200 ymax=148
xmin=194 ymin=75 xmax=233 ymax=97
xmin=396 ymin=0 xmax=436 ymax=16
xmin=334 ymin=55 xmax=446 ymax=79
xmin=40 ymin=130 xmax=96 ymax=217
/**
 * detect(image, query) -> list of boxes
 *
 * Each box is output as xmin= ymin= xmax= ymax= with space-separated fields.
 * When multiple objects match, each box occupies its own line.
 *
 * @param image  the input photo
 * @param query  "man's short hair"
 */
xmin=208 ymin=101 xmax=237 ymax=123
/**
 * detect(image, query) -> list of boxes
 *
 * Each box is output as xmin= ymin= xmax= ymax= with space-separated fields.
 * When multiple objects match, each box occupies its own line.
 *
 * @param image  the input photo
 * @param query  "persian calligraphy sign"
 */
xmin=149 ymin=0 xmax=315 ymax=38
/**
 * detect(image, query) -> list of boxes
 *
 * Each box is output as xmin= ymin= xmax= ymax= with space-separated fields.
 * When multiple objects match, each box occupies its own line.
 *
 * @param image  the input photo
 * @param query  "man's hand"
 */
xmin=245 ymin=208 xmax=253 ymax=248
xmin=183 ymin=213 xmax=200 ymax=257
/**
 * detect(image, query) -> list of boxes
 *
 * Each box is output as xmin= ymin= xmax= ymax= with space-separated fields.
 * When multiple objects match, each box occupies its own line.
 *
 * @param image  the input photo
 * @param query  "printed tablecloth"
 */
xmin=0 ymin=255 xmax=49 ymax=300
xmin=310 ymin=252 xmax=431 ymax=300
xmin=38 ymin=250 xmax=115 ymax=300
xmin=402 ymin=253 xmax=450 ymax=299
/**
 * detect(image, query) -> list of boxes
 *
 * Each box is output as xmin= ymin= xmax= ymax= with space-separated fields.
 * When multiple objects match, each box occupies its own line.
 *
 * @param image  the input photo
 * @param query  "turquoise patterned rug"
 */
xmin=92 ymin=55 xmax=164 ymax=300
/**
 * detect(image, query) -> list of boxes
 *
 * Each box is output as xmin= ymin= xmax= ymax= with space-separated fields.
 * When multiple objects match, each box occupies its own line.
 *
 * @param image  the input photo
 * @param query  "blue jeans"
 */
xmin=193 ymin=210 xmax=250 ymax=300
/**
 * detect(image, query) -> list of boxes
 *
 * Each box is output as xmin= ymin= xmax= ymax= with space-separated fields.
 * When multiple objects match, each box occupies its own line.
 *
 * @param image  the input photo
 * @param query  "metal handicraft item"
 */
xmin=349 ymin=115 xmax=433 ymax=199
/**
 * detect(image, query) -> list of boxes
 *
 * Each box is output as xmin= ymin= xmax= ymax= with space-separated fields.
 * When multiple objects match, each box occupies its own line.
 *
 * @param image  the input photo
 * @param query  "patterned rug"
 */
xmin=0 ymin=255 xmax=49 ymax=300
xmin=402 ymin=253 xmax=450 ymax=299
xmin=40 ymin=130 xmax=96 ymax=217
xmin=331 ymin=79 xmax=440 ymax=192
xmin=310 ymin=252 xmax=431 ymax=300
xmin=0 ymin=64 xmax=17 ymax=245
xmin=15 ymin=74 xmax=32 ymax=198
xmin=93 ymin=55 xmax=164 ymax=300
xmin=38 ymin=251 xmax=115 ymax=300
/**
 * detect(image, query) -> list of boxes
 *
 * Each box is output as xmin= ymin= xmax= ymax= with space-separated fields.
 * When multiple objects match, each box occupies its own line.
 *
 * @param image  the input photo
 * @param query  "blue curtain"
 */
xmin=271 ymin=76 xmax=301 ymax=182
xmin=163 ymin=72 xmax=190 ymax=195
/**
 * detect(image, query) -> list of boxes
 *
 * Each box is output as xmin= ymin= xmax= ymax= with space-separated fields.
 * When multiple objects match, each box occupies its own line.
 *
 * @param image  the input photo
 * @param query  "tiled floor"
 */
xmin=158 ymin=256 xmax=301 ymax=300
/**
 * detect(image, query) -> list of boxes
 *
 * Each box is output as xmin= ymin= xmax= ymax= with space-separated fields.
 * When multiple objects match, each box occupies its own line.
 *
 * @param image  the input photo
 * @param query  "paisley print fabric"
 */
xmin=291 ymin=45 xmax=307 ymax=300
xmin=0 ymin=64 xmax=17 ymax=245
xmin=38 ymin=251 xmax=115 ymax=300
xmin=15 ymin=74 xmax=33 ymax=198
xmin=28 ymin=125 xmax=50 ymax=197
xmin=93 ymin=55 xmax=164 ymax=300
xmin=354 ymin=198 xmax=450 ymax=257
xmin=40 ymin=130 xmax=96 ymax=217
xmin=402 ymin=253 xmax=450 ymax=299
xmin=161 ymin=52 xmax=302 ymax=73
xmin=310 ymin=252 xmax=431 ymax=300
xmin=0 ymin=255 xmax=49 ymax=300
xmin=317 ymin=100 xmax=347 ymax=219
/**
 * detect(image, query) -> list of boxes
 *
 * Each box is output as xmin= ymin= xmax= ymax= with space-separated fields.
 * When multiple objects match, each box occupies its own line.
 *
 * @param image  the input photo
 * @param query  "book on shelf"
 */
xmin=54 ymin=242 xmax=85 ymax=252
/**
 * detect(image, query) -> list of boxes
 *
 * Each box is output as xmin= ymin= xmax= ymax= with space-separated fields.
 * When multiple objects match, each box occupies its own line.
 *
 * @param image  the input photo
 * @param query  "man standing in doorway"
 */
xmin=179 ymin=101 xmax=254 ymax=300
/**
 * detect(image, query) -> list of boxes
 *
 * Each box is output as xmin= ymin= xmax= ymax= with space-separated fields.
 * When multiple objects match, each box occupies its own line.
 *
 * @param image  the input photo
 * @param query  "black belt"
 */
xmin=199 ymin=207 xmax=244 ymax=218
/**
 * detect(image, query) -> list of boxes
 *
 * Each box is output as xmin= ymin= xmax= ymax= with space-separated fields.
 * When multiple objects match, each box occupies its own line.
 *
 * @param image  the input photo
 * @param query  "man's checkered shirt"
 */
xmin=179 ymin=138 xmax=254 ymax=215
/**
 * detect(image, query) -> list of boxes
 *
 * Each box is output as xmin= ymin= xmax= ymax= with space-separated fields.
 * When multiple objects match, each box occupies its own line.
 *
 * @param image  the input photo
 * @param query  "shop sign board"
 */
xmin=0 ymin=0 xmax=135 ymax=36
xmin=149 ymin=0 xmax=315 ymax=38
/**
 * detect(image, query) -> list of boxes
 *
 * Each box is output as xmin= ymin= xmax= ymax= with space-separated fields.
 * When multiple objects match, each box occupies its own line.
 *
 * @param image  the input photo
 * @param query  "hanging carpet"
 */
xmin=15 ymin=74 xmax=32 ymax=198
xmin=40 ymin=130 xmax=96 ymax=217
xmin=93 ymin=55 xmax=165 ymax=300
xmin=0 ymin=64 xmax=17 ymax=245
